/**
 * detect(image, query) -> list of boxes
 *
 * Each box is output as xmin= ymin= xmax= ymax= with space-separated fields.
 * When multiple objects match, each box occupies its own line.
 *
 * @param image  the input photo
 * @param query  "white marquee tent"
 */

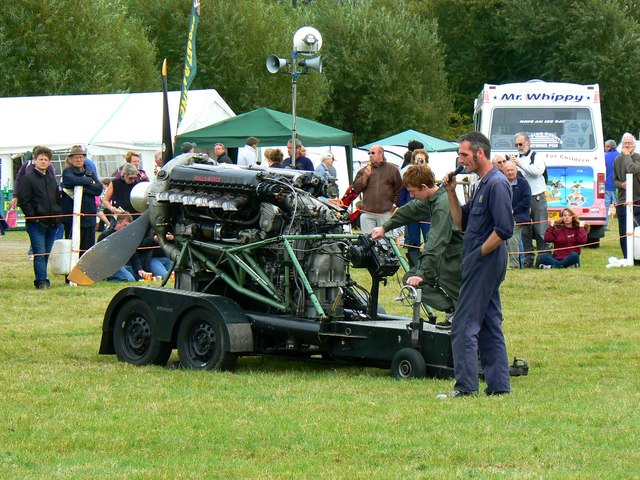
xmin=0 ymin=89 xmax=234 ymax=189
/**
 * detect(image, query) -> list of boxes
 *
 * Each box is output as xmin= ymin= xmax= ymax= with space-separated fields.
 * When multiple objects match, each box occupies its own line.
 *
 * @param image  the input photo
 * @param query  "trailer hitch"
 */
xmin=397 ymin=285 xmax=424 ymax=347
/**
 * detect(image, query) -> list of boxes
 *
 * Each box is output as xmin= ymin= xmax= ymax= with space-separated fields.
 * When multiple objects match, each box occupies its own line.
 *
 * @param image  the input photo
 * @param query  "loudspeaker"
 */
xmin=266 ymin=54 xmax=288 ymax=74
xmin=298 ymin=55 xmax=322 ymax=73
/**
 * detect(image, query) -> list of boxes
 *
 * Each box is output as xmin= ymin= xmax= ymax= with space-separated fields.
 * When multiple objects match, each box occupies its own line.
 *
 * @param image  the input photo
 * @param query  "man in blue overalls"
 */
xmin=441 ymin=132 xmax=513 ymax=397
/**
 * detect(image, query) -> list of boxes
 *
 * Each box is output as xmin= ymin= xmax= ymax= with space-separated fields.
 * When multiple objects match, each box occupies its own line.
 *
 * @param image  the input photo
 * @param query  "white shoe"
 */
xmin=436 ymin=390 xmax=477 ymax=399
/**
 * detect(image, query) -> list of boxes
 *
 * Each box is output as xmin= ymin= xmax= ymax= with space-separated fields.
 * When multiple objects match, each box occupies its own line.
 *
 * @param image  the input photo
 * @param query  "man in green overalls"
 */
xmin=371 ymin=164 xmax=463 ymax=329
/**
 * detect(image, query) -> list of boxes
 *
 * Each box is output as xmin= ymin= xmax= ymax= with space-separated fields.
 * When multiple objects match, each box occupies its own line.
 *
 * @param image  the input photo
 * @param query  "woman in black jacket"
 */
xmin=17 ymin=146 xmax=62 ymax=289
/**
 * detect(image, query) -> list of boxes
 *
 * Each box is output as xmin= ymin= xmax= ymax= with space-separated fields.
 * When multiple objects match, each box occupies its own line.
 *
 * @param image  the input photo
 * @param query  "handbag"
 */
xmin=6 ymin=209 xmax=17 ymax=228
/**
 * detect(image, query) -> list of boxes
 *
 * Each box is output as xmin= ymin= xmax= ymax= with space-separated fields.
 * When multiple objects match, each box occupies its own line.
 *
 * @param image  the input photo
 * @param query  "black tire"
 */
xmin=586 ymin=238 xmax=600 ymax=249
xmin=391 ymin=348 xmax=426 ymax=379
xmin=113 ymin=299 xmax=172 ymax=366
xmin=587 ymin=227 xmax=603 ymax=249
xmin=177 ymin=308 xmax=237 ymax=371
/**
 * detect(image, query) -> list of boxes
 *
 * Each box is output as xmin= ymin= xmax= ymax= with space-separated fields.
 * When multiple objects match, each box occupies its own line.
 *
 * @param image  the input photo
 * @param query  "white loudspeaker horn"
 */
xmin=299 ymin=56 xmax=322 ymax=73
xmin=266 ymin=54 xmax=288 ymax=74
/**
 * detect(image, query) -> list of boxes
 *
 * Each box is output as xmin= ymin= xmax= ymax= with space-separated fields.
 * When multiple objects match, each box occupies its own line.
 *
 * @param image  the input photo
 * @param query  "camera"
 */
xmin=346 ymin=235 xmax=400 ymax=277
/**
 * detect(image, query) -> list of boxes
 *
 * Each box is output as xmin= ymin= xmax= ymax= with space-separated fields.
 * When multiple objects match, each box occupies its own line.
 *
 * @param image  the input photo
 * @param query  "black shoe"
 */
xmin=436 ymin=310 xmax=454 ymax=330
xmin=35 ymin=281 xmax=49 ymax=290
xmin=484 ymin=388 xmax=509 ymax=396
xmin=436 ymin=390 xmax=478 ymax=399
xmin=435 ymin=320 xmax=452 ymax=330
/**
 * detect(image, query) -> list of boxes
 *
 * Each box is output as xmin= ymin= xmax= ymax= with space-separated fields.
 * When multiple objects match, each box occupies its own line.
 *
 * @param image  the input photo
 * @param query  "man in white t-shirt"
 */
xmin=237 ymin=136 xmax=260 ymax=166
xmin=508 ymin=132 xmax=549 ymax=268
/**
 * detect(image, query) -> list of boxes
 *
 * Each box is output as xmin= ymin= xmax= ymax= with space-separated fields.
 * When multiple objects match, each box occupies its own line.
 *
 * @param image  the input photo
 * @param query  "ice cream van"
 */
xmin=473 ymin=80 xmax=606 ymax=244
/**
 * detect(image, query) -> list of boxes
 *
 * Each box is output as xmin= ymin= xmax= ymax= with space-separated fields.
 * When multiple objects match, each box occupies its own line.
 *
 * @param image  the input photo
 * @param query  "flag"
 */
xmin=161 ymin=59 xmax=174 ymax=165
xmin=177 ymin=0 xmax=201 ymax=130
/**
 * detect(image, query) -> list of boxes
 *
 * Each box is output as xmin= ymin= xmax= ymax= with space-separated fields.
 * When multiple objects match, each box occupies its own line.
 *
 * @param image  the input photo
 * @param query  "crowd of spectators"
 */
xmin=9 ymin=130 xmax=639 ymax=291
xmin=8 ymin=136 xmax=347 ymax=288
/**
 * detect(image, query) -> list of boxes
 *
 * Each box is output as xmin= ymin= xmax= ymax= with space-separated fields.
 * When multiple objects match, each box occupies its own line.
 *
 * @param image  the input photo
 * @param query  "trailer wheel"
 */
xmin=177 ymin=308 xmax=237 ymax=371
xmin=113 ymin=299 xmax=171 ymax=366
xmin=391 ymin=348 xmax=426 ymax=379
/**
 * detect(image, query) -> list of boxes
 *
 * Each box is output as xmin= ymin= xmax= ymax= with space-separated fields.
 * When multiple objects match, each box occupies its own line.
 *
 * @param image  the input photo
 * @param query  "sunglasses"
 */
xmin=368 ymin=151 xmax=376 ymax=155
xmin=496 ymin=160 xmax=506 ymax=164
xmin=515 ymin=142 xmax=525 ymax=147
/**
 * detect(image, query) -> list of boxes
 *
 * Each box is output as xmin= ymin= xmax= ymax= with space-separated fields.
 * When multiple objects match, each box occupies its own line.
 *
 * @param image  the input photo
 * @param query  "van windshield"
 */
xmin=489 ymin=107 xmax=596 ymax=151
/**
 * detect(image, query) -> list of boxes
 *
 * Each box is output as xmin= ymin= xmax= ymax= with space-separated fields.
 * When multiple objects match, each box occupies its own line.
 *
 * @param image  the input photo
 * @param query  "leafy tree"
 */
xmin=0 ymin=0 xmax=157 ymax=96
xmin=303 ymin=0 xmax=453 ymax=144
xmin=127 ymin=0 xmax=330 ymax=120
xmin=127 ymin=0 xmax=453 ymax=143
xmin=123 ymin=0 xmax=196 ymax=91
xmin=430 ymin=0 xmax=508 ymax=126
xmin=497 ymin=0 xmax=640 ymax=139
xmin=197 ymin=0 xmax=330 ymax=118
xmin=432 ymin=0 xmax=640 ymax=139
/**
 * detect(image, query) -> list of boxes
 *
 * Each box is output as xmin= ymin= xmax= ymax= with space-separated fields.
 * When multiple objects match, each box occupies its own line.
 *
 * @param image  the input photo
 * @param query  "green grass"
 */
xmin=1 ymin=226 xmax=639 ymax=479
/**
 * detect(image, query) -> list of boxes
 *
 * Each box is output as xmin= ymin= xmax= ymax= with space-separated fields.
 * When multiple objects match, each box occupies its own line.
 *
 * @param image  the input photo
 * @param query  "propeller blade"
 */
xmin=68 ymin=211 xmax=151 ymax=285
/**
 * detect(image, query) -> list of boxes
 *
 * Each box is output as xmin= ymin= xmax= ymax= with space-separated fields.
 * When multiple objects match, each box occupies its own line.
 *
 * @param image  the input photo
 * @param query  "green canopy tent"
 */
xmin=176 ymin=107 xmax=355 ymax=181
xmin=361 ymin=129 xmax=458 ymax=152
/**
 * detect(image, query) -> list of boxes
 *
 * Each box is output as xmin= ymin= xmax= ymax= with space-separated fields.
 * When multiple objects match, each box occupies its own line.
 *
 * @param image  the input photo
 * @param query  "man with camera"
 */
xmin=507 ymin=132 xmax=549 ymax=268
xmin=352 ymin=144 xmax=402 ymax=234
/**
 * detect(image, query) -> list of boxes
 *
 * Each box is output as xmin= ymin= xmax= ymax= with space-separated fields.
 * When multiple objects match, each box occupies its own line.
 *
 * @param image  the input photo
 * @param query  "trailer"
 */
xmin=76 ymin=157 xmax=526 ymax=379
xmin=98 ymin=231 xmax=458 ymax=379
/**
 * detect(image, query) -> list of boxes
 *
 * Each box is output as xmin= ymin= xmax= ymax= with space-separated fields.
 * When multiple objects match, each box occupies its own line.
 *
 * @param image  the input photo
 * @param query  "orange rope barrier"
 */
xmin=17 ymin=211 xmax=143 ymax=222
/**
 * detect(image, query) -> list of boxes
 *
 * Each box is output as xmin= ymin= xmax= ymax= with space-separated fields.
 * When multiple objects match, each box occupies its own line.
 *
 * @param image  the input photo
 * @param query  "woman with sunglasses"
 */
xmin=399 ymin=149 xmax=431 ymax=266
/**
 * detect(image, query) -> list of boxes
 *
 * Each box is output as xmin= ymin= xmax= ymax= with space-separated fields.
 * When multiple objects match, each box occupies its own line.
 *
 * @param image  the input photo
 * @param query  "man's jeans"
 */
xmin=507 ymin=224 xmax=523 ymax=268
xmin=108 ymin=265 xmax=136 ymax=282
xmin=522 ymin=194 xmax=550 ymax=265
xmin=605 ymin=190 xmax=616 ymax=227
xmin=26 ymin=222 xmax=58 ymax=285
xmin=148 ymin=256 xmax=173 ymax=278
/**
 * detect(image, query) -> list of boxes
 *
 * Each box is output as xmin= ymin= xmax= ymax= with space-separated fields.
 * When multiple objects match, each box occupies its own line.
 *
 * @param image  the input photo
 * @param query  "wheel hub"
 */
xmin=191 ymin=322 xmax=216 ymax=358
xmin=126 ymin=316 xmax=150 ymax=353
xmin=398 ymin=360 xmax=412 ymax=377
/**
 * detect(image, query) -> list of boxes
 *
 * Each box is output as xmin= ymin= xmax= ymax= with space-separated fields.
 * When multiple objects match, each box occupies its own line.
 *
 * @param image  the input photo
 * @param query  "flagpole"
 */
xmin=161 ymin=59 xmax=174 ymax=165
xmin=177 ymin=0 xmax=201 ymax=135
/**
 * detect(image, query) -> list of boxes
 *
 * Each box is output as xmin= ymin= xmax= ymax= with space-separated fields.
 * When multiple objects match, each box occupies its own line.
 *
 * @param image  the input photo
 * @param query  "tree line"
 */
xmin=2 ymin=0 xmax=639 ymax=143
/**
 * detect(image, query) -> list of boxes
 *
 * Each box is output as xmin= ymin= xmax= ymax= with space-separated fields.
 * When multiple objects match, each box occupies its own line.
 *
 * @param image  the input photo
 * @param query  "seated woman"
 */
xmin=538 ymin=208 xmax=588 ymax=268
xmin=102 ymin=163 xmax=141 ymax=225
xmin=139 ymin=230 xmax=174 ymax=280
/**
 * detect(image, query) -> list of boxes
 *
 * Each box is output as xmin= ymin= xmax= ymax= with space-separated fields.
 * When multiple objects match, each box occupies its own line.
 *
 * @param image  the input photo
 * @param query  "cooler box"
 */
xmin=50 ymin=239 xmax=73 ymax=275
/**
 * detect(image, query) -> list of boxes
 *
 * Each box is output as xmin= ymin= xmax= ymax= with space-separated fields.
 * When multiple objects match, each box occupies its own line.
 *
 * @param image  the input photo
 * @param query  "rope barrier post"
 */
xmin=625 ymin=173 xmax=634 ymax=266
xmin=69 ymin=185 xmax=84 ymax=286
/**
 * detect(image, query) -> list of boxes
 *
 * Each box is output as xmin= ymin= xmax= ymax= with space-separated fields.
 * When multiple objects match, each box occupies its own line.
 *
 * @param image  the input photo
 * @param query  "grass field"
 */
xmin=1 ymin=226 xmax=639 ymax=479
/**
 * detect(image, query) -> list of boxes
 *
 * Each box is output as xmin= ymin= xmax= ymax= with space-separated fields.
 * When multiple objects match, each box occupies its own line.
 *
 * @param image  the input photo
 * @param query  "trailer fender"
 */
xmin=100 ymin=286 xmax=253 ymax=355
